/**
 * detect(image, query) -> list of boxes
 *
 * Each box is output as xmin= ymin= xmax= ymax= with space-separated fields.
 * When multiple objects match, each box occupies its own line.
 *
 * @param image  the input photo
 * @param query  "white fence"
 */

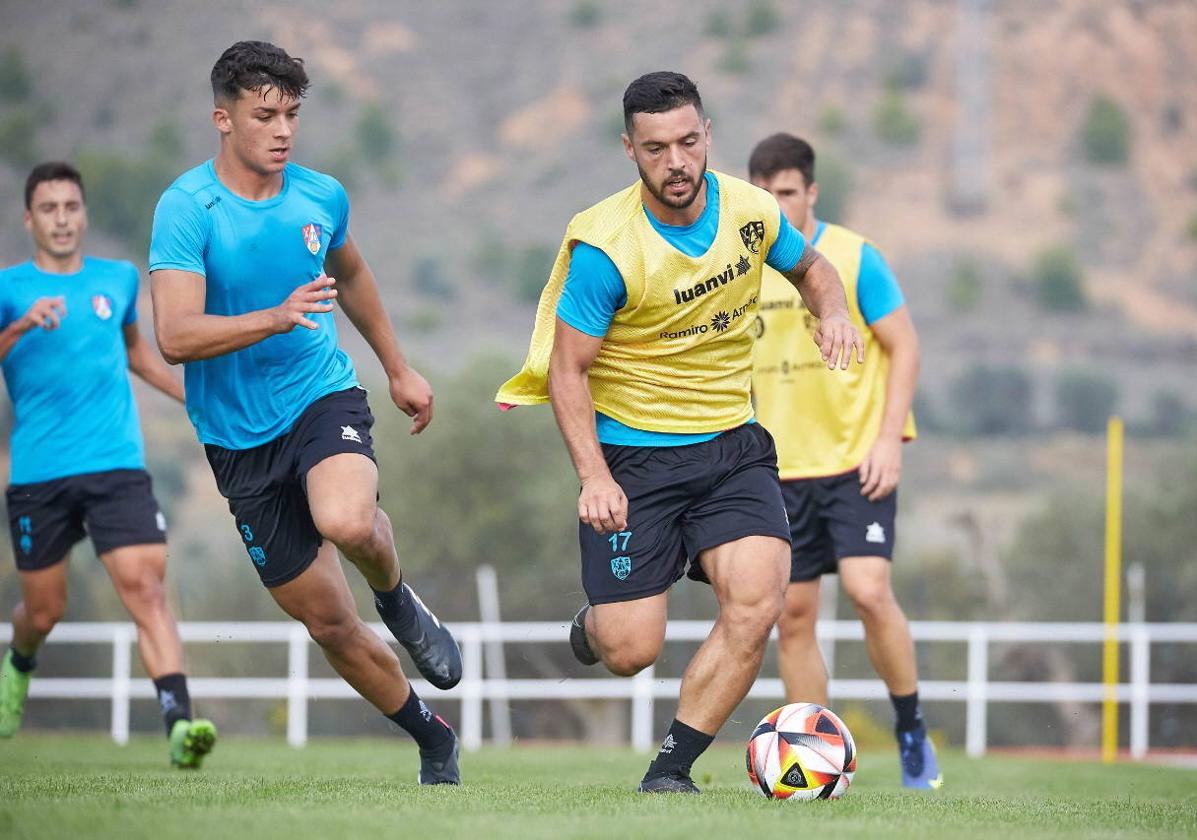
xmin=2 ymin=621 xmax=1196 ymax=758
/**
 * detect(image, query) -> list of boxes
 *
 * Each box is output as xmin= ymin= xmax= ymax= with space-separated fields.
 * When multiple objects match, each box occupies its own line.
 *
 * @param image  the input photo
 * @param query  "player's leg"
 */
xmin=639 ymin=534 xmax=788 ymax=793
xmin=268 ymin=541 xmax=458 ymax=783
xmin=776 ymin=579 xmax=828 ymax=705
xmin=2 ymin=479 xmax=83 ymax=737
xmin=1 ymin=561 xmax=68 ymax=737
xmin=300 ymin=389 xmax=460 ymax=690
xmin=580 ymin=591 xmax=668 ymax=676
xmin=775 ymin=478 xmax=837 ymax=706
xmin=84 ymin=468 xmax=216 ymax=766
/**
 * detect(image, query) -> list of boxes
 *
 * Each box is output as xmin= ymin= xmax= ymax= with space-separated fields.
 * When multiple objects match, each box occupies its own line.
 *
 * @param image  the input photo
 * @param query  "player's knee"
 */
xmin=724 ymin=591 xmax=784 ymax=647
xmin=120 ymin=570 xmax=168 ymax=614
xmin=600 ymin=635 xmax=660 ymax=676
xmin=777 ymin=603 xmax=817 ymax=647
xmin=304 ymin=613 xmax=360 ymax=652
xmin=845 ymin=580 xmax=897 ymax=619
xmin=318 ymin=507 xmax=378 ymax=553
xmin=28 ymin=601 xmax=65 ymax=636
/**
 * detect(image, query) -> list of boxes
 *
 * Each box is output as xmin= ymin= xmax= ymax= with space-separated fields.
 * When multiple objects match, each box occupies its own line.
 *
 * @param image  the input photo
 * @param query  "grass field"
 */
xmin=1 ymin=735 xmax=1194 ymax=840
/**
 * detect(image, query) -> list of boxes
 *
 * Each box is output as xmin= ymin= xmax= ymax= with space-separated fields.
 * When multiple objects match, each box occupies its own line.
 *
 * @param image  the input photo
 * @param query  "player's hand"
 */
xmin=273 ymin=275 xmax=337 ymax=332
xmin=859 ymin=435 xmax=902 ymax=501
xmin=19 ymin=296 xmax=67 ymax=332
xmin=389 ymin=366 xmax=434 ymax=434
xmin=578 ymin=473 xmax=628 ymax=534
xmin=813 ymin=312 xmax=864 ymax=370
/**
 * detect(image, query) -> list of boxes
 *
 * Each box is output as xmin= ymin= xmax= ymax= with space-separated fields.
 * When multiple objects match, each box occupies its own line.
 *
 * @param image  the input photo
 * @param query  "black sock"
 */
xmin=372 ymin=577 xmax=419 ymax=640
xmin=8 ymin=647 xmax=36 ymax=673
xmin=386 ymin=687 xmax=452 ymax=752
xmin=153 ymin=672 xmax=192 ymax=737
xmin=645 ymin=719 xmax=714 ymax=779
xmin=891 ymin=690 xmax=924 ymax=732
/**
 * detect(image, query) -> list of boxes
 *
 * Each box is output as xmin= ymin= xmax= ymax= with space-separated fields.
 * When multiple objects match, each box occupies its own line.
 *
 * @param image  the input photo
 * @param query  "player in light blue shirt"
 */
xmin=148 ymin=41 xmax=460 ymax=783
xmin=0 ymin=162 xmax=215 ymax=767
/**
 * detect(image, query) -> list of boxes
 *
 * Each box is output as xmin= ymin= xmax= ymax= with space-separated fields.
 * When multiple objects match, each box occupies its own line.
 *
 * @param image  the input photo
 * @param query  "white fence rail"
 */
xmin=2 ymin=621 xmax=1195 ymax=757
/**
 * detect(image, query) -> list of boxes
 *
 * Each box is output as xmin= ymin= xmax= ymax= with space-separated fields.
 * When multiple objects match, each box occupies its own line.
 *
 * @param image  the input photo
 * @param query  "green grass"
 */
xmin=0 ymin=735 xmax=1194 ymax=839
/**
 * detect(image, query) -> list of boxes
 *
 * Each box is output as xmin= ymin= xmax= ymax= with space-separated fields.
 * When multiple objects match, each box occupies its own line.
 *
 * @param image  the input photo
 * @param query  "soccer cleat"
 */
xmin=170 ymin=718 xmax=218 ymax=769
xmin=418 ymin=724 xmax=461 ymax=785
xmin=381 ymin=583 xmax=463 ymax=690
xmin=569 ymin=604 xmax=599 ymax=666
xmin=637 ymin=770 xmax=701 ymax=794
xmin=0 ymin=650 xmax=31 ymax=738
xmin=897 ymin=725 xmax=943 ymax=790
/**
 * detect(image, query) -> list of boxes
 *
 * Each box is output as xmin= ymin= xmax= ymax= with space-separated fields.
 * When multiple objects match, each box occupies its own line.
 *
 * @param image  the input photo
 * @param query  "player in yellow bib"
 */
xmin=749 ymin=133 xmax=941 ymax=789
xmin=498 ymin=75 xmax=863 ymax=793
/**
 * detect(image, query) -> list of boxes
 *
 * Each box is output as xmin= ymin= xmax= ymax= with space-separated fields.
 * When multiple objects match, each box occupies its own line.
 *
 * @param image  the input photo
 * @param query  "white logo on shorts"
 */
xmin=866 ymin=521 xmax=886 ymax=544
xmin=341 ymin=425 xmax=362 ymax=443
xmin=156 ymin=511 xmax=167 ymax=532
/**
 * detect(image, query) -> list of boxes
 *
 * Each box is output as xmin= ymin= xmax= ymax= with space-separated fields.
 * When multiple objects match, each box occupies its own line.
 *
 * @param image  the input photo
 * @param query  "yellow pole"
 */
xmin=1101 ymin=416 xmax=1124 ymax=763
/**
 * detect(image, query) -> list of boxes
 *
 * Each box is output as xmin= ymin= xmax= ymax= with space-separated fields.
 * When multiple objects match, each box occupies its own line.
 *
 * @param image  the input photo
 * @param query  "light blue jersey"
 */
xmin=149 ymin=160 xmax=358 ymax=449
xmin=0 ymin=257 xmax=144 ymax=484
xmin=557 ymin=172 xmax=806 ymax=446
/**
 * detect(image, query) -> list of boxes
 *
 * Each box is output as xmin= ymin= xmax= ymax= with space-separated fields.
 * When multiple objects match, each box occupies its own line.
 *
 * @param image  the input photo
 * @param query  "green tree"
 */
xmin=874 ymin=86 xmax=921 ymax=146
xmin=0 ymin=47 xmax=33 ymax=104
xmin=745 ymin=0 xmax=780 ymax=37
xmin=356 ymin=102 xmax=395 ymax=163
xmin=1033 ymin=246 xmax=1086 ymax=312
xmin=512 ymin=245 xmax=557 ymax=303
xmin=1141 ymin=389 xmax=1190 ymax=438
xmin=817 ymin=104 xmax=846 ymax=137
xmin=372 ymin=357 xmax=580 ymax=620
xmin=718 ymin=38 xmax=751 ymax=75
xmin=0 ymin=107 xmax=37 ymax=168
xmin=704 ymin=10 xmax=731 ymax=38
xmin=947 ymin=257 xmax=983 ymax=312
xmin=813 ymin=152 xmax=852 ymax=223
xmin=948 ymin=363 xmax=1034 ymax=436
xmin=1081 ymin=95 xmax=1131 ymax=165
xmin=569 ymin=0 xmax=602 ymax=28
xmin=1053 ymin=369 xmax=1119 ymax=433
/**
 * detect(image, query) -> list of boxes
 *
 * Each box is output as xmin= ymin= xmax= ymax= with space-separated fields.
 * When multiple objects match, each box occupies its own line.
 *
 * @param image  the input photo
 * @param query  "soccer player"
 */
xmin=148 ymin=41 xmax=461 ymax=784
xmin=497 ymin=73 xmax=863 ymax=793
xmin=0 ymin=162 xmax=216 ymax=768
xmin=748 ymin=133 xmax=941 ymax=789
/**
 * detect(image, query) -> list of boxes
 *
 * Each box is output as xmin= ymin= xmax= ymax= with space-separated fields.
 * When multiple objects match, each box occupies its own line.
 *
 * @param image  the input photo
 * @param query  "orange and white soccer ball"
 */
xmin=746 ymin=702 xmax=857 ymax=800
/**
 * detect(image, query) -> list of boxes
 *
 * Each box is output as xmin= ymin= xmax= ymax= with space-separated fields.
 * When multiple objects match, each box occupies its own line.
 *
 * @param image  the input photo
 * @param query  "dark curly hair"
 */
xmin=210 ymin=40 xmax=309 ymax=103
xmin=622 ymin=71 xmax=704 ymax=135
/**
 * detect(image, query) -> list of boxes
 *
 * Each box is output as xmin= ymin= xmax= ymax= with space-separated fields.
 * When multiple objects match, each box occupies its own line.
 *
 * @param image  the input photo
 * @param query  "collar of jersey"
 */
xmin=205 ymin=159 xmax=292 ymax=209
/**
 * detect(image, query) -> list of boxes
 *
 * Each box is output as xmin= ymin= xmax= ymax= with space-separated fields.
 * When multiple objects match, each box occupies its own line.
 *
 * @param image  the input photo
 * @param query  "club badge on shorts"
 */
xmin=302 ymin=223 xmax=323 ymax=255
xmin=92 ymin=294 xmax=113 ymax=320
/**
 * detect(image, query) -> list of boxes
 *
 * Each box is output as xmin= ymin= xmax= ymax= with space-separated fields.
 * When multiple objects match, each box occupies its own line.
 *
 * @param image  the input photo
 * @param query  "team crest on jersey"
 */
xmin=302 ymin=223 xmax=323 ymax=255
xmin=739 ymin=220 xmax=765 ymax=254
xmin=92 ymin=294 xmax=113 ymax=320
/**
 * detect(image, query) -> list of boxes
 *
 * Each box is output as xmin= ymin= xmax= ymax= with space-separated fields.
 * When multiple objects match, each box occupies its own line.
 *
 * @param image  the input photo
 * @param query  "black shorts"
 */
xmin=783 ymin=470 xmax=898 ymax=582
xmin=204 ymin=386 xmax=376 ymax=588
xmin=6 ymin=468 xmax=166 ymax=571
xmin=580 ymin=423 xmax=791 ymax=605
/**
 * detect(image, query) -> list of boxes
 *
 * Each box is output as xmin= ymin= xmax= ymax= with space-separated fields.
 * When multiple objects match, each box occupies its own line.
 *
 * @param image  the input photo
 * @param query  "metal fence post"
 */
xmin=966 ymin=625 xmax=988 ymax=758
xmin=1130 ymin=625 xmax=1150 ymax=760
xmin=631 ymin=665 xmax=655 ymax=752
xmin=287 ymin=625 xmax=309 ymax=748
xmin=111 ymin=625 xmax=132 ymax=745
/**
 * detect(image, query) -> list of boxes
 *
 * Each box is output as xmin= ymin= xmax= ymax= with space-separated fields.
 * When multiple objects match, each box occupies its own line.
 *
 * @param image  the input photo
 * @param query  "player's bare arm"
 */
xmin=782 ymin=248 xmax=864 ymax=370
xmin=547 ymin=319 xmax=628 ymax=534
xmin=858 ymin=304 xmax=920 ymax=501
xmin=149 ymin=268 xmax=337 ymax=364
xmin=324 ymin=234 xmax=432 ymax=434
xmin=0 ymin=297 xmax=67 ymax=360
xmin=123 ymin=323 xmax=185 ymax=404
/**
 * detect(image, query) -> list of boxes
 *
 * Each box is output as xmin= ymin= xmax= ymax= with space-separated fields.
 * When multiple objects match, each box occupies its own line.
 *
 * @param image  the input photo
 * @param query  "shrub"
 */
xmin=817 ymin=104 xmax=846 ymax=137
xmin=873 ymin=87 xmax=921 ymax=146
xmin=0 ymin=47 xmax=33 ymax=104
xmin=948 ymin=363 xmax=1035 ymax=436
xmin=745 ymin=0 xmax=780 ymax=37
xmin=569 ymin=0 xmax=601 ymax=28
xmin=718 ymin=38 xmax=751 ymax=75
xmin=1032 ymin=246 xmax=1086 ymax=312
xmin=356 ymin=102 xmax=395 ymax=164
xmin=947 ymin=257 xmax=983 ymax=312
xmin=1053 ymin=369 xmax=1119 ymax=433
xmin=813 ymin=152 xmax=852 ymax=223
xmin=0 ymin=107 xmax=37 ymax=168
xmin=512 ymin=245 xmax=557 ymax=303
xmin=1081 ymin=95 xmax=1131 ymax=165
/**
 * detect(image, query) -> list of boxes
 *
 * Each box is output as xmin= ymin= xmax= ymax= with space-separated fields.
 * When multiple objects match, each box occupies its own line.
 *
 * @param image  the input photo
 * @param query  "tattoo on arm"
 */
xmin=783 ymin=247 xmax=819 ymax=289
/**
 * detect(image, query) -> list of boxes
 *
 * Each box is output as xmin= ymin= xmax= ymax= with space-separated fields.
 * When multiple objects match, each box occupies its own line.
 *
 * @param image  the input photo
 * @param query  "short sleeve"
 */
xmin=121 ymin=263 xmax=139 ymax=326
xmin=556 ymin=243 xmax=627 ymax=338
xmin=764 ymin=205 xmax=807 ymax=273
xmin=148 ymin=188 xmax=209 ymax=276
xmin=857 ymin=243 xmax=905 ymax=325
xmin=328 ymin=179 xmax=350 ymax=251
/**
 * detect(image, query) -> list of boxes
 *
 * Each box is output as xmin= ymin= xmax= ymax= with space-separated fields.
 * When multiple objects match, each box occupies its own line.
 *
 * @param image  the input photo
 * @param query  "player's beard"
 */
xmin=638 ymin=156 xmax=707 ymax=210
